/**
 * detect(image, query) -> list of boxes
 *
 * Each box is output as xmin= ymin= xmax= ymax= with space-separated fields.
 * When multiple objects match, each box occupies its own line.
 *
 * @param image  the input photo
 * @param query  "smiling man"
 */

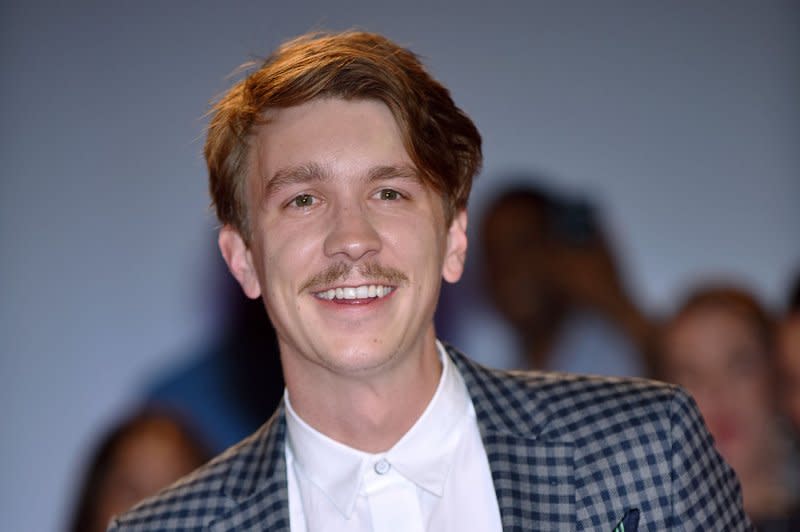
xmin=110 ymin=32 xmax=752 ymax=531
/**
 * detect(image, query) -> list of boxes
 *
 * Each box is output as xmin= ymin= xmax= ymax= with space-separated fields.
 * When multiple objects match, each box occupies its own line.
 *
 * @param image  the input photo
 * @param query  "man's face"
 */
xmin=220 ymin=98 xmax=467 ymax=380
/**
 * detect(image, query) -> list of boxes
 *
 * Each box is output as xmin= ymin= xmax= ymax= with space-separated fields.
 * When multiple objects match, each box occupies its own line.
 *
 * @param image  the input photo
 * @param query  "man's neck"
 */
xmin=281 ymin=339 xmax=443 ymax=453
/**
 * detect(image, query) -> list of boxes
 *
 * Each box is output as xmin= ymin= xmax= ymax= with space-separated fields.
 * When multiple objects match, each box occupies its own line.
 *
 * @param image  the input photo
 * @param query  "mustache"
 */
xmin=299 ymin=261 xmax=409 ymax=293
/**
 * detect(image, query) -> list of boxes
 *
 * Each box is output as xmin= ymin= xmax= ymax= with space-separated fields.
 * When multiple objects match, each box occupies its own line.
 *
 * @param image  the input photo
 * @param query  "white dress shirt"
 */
xmin=284 ymin=341 xmax=503 ymax=531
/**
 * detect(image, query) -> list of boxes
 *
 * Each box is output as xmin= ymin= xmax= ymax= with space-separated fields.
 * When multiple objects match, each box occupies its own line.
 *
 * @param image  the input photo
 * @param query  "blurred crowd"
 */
xmin=657 ymin=284 xmax=800 ymax=529
xmin=68 ymin=178 xmax=799 ymax=530
xmin=444 ymin=179 xmax=800 ymax=530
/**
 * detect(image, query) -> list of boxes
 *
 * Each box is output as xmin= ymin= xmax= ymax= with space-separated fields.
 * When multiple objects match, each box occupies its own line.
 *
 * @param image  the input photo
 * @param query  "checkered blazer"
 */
xmin=110 ymin=345 xmax=753 ymax=531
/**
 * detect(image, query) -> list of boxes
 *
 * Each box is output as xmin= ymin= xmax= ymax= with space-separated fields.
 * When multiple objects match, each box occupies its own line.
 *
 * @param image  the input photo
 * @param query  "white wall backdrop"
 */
xmin=1 ymin=1 xmax=798 ymax=530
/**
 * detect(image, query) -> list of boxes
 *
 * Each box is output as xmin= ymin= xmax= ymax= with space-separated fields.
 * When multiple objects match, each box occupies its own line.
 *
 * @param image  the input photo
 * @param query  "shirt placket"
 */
xmin=363 ymin=456 xmax=424 ymax=532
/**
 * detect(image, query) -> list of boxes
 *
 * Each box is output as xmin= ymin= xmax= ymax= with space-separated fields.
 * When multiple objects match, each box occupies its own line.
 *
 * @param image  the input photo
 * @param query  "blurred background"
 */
xmin=1 ymin=1 xmax=799 ymax=530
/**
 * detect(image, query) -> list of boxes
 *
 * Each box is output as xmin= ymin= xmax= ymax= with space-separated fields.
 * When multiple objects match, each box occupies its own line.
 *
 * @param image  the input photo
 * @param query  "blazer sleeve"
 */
xmin=668 ymin=387 xmax=754 ymax=530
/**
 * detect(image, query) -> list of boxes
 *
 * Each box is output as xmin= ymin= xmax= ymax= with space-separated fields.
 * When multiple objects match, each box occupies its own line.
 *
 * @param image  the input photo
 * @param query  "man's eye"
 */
xmin=378 ymin=189 xmax=400 ymax=200
xmin=292 ymin=194 xmax=315 ymax=207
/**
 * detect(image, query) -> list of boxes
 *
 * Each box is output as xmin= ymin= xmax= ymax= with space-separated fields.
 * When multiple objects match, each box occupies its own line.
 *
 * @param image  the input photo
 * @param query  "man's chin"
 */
xmin=310 ymin=341 xmax=399 ymax=375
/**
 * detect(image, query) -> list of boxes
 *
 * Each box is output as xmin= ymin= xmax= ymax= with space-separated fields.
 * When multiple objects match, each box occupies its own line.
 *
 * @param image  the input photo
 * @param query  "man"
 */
xmin=111 ymin=31 xmax=752 ymax=531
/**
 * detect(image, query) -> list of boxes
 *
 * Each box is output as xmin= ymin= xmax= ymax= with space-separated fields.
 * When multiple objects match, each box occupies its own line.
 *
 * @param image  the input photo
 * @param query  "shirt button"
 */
xmin=374 ymin=458 xmax=391 ymax=475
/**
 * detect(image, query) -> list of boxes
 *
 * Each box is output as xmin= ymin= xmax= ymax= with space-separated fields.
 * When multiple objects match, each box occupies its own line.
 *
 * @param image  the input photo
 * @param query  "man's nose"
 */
xmin=323 ymin=203 xmax=382 ymax=262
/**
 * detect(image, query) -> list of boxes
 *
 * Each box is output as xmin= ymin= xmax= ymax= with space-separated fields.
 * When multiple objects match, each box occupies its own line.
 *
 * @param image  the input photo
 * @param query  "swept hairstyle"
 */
xmin=205 ymin=31 xmax=482 ymax=241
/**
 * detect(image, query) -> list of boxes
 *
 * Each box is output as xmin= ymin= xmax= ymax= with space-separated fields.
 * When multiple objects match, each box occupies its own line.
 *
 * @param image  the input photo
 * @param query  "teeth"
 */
xmin=315 ymin=284 xmax=393 ymax=301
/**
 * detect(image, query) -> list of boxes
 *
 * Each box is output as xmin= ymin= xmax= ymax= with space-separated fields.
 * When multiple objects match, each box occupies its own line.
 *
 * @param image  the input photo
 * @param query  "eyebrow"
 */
xmin=367 ymin=164 xmax=420 ymax=183
xmin=262 ymin=162 xmax=331 ymax=199
xmin=263 ymin=163 xmax=420 ymax=198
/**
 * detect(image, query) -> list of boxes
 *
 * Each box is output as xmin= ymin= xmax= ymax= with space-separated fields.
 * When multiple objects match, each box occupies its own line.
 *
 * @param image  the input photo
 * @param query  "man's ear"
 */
xmin=218 ymin=225 xmax=262 ymax=299
xmin=442 ymin=209 xmax=468 ymax=284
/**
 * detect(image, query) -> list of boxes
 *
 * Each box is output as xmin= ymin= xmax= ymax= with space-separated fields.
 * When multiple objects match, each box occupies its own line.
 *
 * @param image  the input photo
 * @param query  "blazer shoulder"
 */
xmin=109 ymin=411 xmax=285 ymax=531
xmin=448 ymin=344 xmax=687 ymax=441
xmin=505 ymin=367 xmax=687 ymax=440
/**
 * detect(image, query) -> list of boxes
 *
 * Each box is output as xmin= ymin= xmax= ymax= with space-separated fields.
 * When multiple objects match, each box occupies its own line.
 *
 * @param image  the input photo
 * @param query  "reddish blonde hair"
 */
xmin=205 ymin=31 xmax=482 ymax=239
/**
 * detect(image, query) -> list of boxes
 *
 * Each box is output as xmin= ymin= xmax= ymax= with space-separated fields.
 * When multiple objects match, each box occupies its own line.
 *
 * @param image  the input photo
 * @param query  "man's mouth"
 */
xmin=314 ymin=284 xmax=395 ymax=301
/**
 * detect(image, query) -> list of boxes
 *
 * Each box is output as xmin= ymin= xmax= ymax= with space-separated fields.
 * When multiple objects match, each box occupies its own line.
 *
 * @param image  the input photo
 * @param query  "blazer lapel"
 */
xmin=449 ymin=346 xmax=576 ymax=531
xmin=208 ymin=405 xmax=291 ymax=532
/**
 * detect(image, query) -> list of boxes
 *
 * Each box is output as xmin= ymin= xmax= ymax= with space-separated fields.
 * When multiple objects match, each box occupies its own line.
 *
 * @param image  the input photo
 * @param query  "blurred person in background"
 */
xmin=658 ymin=285 xmax=800 ymax=529
xmin=146 ymin=252 xmax=284 ymax=453
xmin=456 ymin=182 xmax=651 ymax=376
xmin=777 ymin=272 xmax=800 ymax=439
xmin=68 ymin=408 xmax=211 ymax=532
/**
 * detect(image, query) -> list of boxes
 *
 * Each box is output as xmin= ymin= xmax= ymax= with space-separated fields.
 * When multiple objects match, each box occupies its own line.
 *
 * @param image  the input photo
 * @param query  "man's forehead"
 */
xmin=267 ymin=161 xmax=418 ymax=181
xmin=255 ymin=96 xmax=396 ymax=130
xmin=246 ymin=98 xmax=414 ymax=183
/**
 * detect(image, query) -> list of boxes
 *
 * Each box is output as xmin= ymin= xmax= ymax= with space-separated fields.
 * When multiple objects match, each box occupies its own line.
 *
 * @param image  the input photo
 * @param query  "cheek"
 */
xmin=261 ymin=224 xmax=320 ymax=279
xmin=381 ymin=214 xmax=443 ymax=264
xmin=254 ymin=241 xmax=307 ymax=329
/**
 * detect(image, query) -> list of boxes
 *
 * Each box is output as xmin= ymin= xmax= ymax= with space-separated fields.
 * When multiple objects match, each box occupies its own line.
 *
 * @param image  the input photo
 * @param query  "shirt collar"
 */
xmin=284 ymin=340 xmax=473 ymax=517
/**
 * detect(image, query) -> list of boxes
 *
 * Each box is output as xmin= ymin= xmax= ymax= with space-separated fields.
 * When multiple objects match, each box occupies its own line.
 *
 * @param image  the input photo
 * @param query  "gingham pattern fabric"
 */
xmin=450 ymin=345 xmax=752 ymax=531
xmin=110 ymin=345 xmax=753 ymax=531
